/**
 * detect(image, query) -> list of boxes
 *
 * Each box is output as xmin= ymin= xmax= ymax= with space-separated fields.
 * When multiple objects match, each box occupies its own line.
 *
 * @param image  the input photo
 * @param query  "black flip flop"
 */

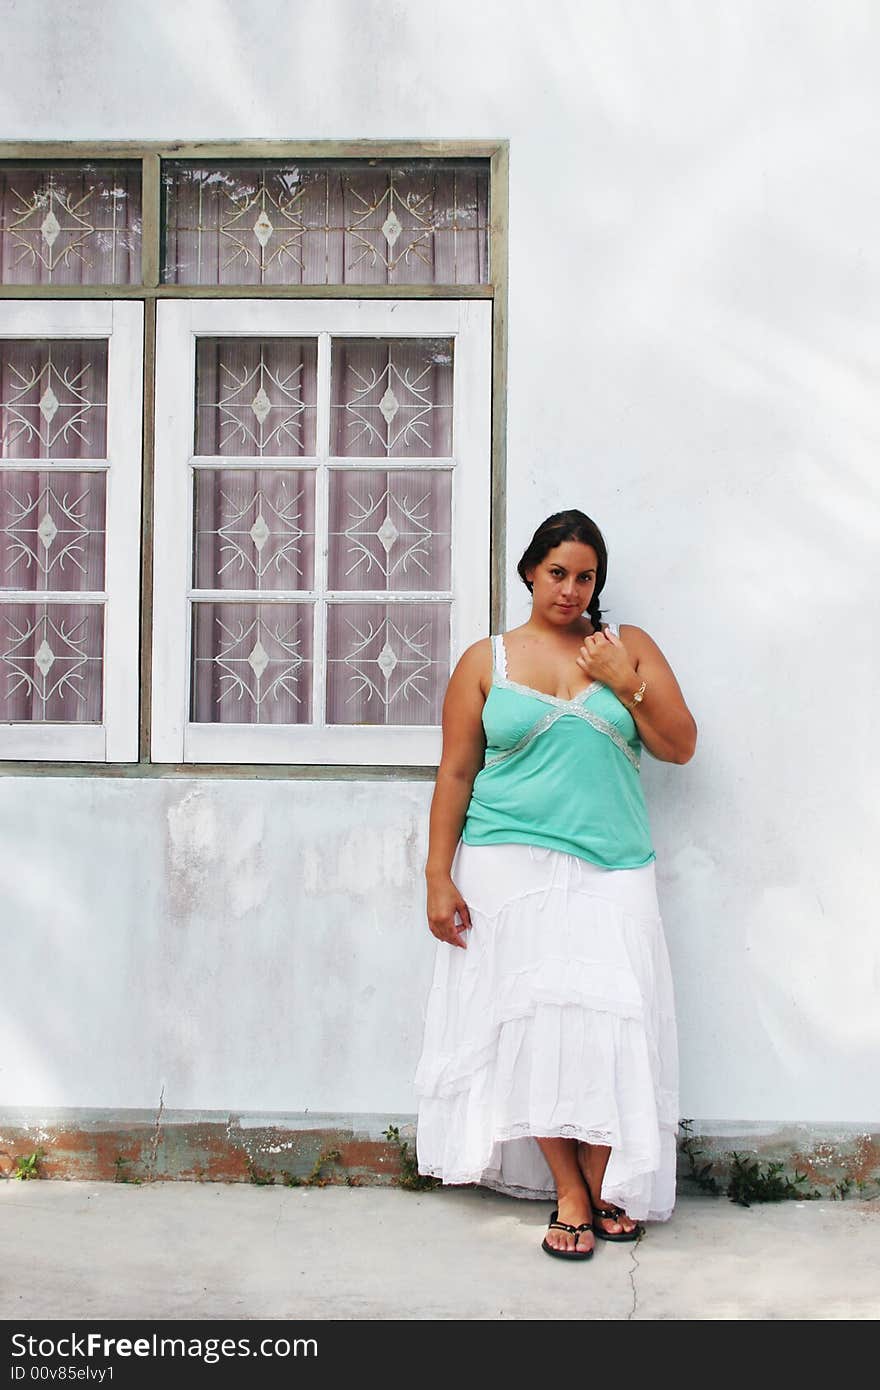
xmin=584 ymin=1189 xmax=644 ymax=1242
xmin=542 ymin=1212 xmax=594 ymax=1261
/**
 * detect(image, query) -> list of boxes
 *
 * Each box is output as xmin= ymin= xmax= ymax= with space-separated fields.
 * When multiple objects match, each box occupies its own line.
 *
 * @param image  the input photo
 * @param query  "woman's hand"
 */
xmin=426 ymin=874 xmax=472 ymax=949
xmin=580 ymin=625 xmax=698 ymax=765
xmin=576 ymin=628 xmax=638 ymax=694
xmin=423 ymin=638 xmax=490 ymax=932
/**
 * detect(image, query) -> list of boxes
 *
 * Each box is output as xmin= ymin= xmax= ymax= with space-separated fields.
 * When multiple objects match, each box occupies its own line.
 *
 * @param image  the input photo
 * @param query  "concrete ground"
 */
xmin=2 ymin=1182 xmax=878 ymax=1321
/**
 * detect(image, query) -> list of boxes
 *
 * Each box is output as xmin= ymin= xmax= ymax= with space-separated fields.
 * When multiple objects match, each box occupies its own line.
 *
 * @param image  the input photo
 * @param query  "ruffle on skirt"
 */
xmin=414 ymin=840 xmax=679 ymax=1222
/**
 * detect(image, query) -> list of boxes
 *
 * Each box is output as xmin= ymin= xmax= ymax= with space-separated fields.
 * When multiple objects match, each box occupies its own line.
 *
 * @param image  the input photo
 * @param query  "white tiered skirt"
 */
xmin=414 ymin=840 xmax=679 ymax=1222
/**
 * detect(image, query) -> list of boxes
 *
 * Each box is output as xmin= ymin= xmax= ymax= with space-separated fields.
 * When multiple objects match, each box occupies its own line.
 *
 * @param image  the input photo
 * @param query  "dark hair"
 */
xmin=516 ymin=509 xmax=609 ymax=631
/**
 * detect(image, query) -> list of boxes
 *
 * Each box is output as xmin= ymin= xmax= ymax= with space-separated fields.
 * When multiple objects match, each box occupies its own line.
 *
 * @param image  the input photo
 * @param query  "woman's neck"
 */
xmin=522 ymin=613 xmax=595 ymax=641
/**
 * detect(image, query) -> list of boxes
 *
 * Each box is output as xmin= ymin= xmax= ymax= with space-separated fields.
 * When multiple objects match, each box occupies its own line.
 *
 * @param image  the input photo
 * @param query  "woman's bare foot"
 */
xmin=576 ymin=1142 xmax=640 ymax=1237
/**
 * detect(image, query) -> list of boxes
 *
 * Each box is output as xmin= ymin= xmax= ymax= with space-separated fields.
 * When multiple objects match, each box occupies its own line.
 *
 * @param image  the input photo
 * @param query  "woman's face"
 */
xmin=526 ymin=540 xmax=600 ymax=625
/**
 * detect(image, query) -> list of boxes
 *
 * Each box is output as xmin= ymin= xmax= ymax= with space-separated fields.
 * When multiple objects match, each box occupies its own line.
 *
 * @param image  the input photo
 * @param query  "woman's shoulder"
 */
xmin=614 ymin=625 xmax=671 ymax=671
xmin=613 ymin=621 xmax=650 ymax=642
xmin=452 ymin=636 xmax=495 ymax=694
xmin=459 ymin=635 xmax=495 ymax=662
xmin=453 ymin=636 xmax=494 ymax=672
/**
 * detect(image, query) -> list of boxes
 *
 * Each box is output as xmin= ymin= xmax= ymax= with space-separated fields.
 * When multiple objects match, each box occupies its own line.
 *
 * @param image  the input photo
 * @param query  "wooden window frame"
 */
xmin=0 ymin=300 xmax=143 ymax=762
xmin=0 ymin=140 xmax=509 ymax=781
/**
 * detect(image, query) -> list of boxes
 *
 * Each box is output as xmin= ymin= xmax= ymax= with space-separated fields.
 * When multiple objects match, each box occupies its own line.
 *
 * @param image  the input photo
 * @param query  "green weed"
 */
xmin=726 ymin=1152 xmax=821 ymax=1207
xmin=113 ymin=1155 xmax=143 ymax=1185
xmin=383 ymin=1125 xmax=440 ymax=1192
xmin=13 ymin=1150 xmax=43 ymax=1181
xmin=678 ymin=1121 xmax=822 ymax=1206
xmin=246 ymin=1157 xmax=276 ymax=1186
xmin=678 ymin=1119 xmax=721 ymax=1195
xmin=275 ymin=1147 xmax=344 ymax=1188
xmin=304 ymin=1147 xmax=342 ymax=1188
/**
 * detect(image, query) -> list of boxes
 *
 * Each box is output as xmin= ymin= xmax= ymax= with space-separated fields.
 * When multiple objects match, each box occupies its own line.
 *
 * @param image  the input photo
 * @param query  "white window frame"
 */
xmin=0 ymin=300 xmax=143 ymax=762
xmin=151 ymin=298 xmax=492 ymax=766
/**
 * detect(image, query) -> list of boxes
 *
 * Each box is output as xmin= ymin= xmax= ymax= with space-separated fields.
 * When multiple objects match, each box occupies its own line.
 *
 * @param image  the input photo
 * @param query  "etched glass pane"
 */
xmin=191 ymin=601 xmax=312 ymax=724
xmin=331 ymin=339 xmax=453 ymax=458
xmin=0 ymin=163 xmax=141 ymax=285
xmin=0 ymin=601 xmax=103 ymax=721
xmin=325 ymin=601 xmax=448 ymax=726
xmin=195 ymin=338 xmax=318 ymax=457
xmin=341 ymin=167 xmax=488 ymax=284
xmin=194 ymin=468 xmax=315 ymax=592
xmin=328 ymin=469 xmax=451 ymax=592
xmin=0 ymin=470 xmax=105 ymax=592
xmin=163 ymin=161 xmax=488 ymax=286
xmin=0 ymin=340 xmax=108 ymax=459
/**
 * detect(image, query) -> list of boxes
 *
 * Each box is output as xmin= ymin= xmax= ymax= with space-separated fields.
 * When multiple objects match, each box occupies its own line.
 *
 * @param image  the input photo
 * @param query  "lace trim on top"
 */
xmin=487 ymin=628 xmax=640 ymax=772
xmin=495 ymin=673 xmax=604 ymax=711
xmin=484 ymin=703 xmax=641 ymax=772
xmin=492 ymin=632 xmax=508 ymax=679
xmin=491 ymin=629 xmax=615 ymax=706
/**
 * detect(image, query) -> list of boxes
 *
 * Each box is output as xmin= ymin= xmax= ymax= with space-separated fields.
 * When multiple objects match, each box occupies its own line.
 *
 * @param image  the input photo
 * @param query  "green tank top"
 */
xmin=461 ymin=628 xmax=655 ymax=870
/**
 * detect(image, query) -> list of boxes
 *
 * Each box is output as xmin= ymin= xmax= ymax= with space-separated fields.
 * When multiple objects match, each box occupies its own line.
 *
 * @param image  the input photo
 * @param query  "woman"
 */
xmin=414 ymin=509 xmax=697 ymax=1261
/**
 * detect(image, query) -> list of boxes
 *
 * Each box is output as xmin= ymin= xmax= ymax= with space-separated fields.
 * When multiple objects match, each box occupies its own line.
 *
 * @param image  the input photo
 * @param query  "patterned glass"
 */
xmin=325 ymin=601 xmax=448 ymax=726
xmin=189 ymin=327 xmax=457 ymax=729
xmin=195 ymin=338 xmax=318 ymax=457
xmin=0 ymin=601 xmax=103 ymax=722
xmin=0 ymin=163 xmax=141 ymax=285
xmin=0 ymin=470 xmax=106 ymax=592
xmin=191 ymin=601 xmax=313 ymax=724
xmin=163 ymin=161 xmax=488 ymax=286
xmin=330 ymin=339 xmax=453 ymax=458
xmin=193 ymin=468 xmax=315 ymax=592
xmin=0 ymin=337 xmax=110 ymax=723
xmin=327 ymin=469 xmax=451 ymax=592
xmin=0 ymin=340 xmax=108 ymax=459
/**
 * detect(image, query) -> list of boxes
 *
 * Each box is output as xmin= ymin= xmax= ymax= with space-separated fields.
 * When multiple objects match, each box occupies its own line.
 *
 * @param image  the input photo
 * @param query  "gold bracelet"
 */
xmin=627 ymin=679 xmax=647 ymax=709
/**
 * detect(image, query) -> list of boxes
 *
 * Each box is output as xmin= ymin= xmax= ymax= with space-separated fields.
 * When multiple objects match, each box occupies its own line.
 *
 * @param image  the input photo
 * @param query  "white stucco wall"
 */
xmin=0 ymin=778 xmax=434 ymax=1111
xmin=1 ymin=0 xmax=878 ymax=1123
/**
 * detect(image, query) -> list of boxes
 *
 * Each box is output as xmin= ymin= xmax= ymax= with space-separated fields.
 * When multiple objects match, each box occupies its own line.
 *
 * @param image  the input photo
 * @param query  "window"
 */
xmin=0 ymin=301 xmax=143 ymax=760
xmin=0 ymin=144 xmax=506 ymax=771
xmin=151 ymin=299 xmax=490 ymax=764
xmin=0 ymin=161 xmax=142 ymax=285
xmin=161 ymin=159 xmax=488 ymax=286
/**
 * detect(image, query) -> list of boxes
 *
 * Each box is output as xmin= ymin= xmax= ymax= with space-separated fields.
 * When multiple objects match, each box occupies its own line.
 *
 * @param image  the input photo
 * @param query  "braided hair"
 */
xmin=516 ymin=509 xmax=609 ymax=632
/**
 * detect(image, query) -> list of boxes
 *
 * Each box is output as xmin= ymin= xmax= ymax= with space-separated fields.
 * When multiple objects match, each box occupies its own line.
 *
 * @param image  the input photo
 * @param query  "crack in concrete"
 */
xmin=271 ymin=1195 xmax=286 ymax=1240
xmin=626 ymin=1235 xmax=642 ymax=1320
xmin=148 ymin=1085 xmax=166 ymax=1179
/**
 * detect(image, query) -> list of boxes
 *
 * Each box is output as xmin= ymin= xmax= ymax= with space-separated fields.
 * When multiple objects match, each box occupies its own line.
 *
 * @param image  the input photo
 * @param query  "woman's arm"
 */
xmin=424 ymin=639 xmax=491 ymax=948
xmin=576 ymin=625 xmax=697 ymax=765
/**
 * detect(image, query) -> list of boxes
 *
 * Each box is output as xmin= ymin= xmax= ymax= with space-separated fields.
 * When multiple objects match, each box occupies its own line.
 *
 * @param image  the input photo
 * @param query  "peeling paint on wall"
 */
xmin=165 ymin=787 xmax=221 ymax=917
xmin=3 ymin=1109 xmax=879 ymax=1196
